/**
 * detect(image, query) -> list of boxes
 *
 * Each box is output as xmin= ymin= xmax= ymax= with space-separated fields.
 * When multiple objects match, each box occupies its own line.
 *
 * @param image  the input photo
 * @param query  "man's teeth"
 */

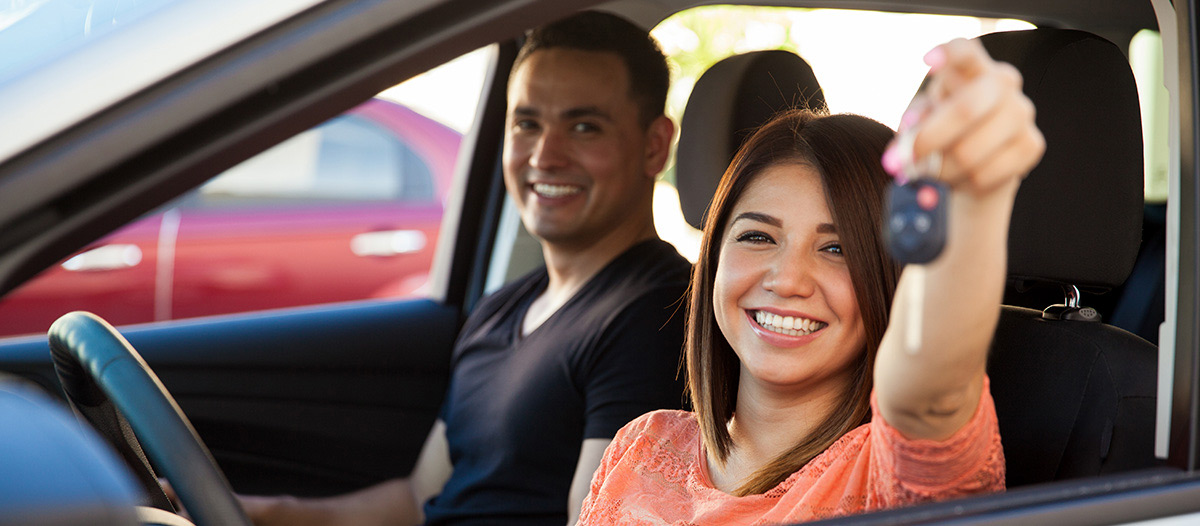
xmin=532 ymin=183 xmax=582 ymax=198
xmin=753 ymin=310 xmax=826 ymax=336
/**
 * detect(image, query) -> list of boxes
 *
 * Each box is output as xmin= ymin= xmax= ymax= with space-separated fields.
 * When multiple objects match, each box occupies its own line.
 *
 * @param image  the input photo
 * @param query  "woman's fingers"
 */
xmin=899 ymin=39 xmax=1040 ymax=194
xmin=936 ymin=86 xmax=1039 ymax=188
xmin=958 ymin=123 xmax=1045 ymax=194
xmin=923 ymin=38 xmax=994 ymax=100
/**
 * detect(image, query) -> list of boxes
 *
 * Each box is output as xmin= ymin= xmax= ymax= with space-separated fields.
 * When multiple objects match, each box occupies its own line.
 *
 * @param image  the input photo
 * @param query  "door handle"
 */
xmin=351 ymin=230 xmax=427 ymax=257
xmin=61 ymin=244 xmax=144 ymax=271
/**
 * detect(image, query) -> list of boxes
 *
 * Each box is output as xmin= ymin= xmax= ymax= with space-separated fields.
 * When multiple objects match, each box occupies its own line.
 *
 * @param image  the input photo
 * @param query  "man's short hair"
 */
xmin=514 ymin=11 xmax=670 ymax=128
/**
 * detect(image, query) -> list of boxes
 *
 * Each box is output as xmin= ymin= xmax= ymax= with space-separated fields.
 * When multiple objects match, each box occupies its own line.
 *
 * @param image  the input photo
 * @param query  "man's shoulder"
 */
xmin=591 ymin=239 xmax=690 ymax=303
xmin=613 ymin=239 xmax=690 ymax=284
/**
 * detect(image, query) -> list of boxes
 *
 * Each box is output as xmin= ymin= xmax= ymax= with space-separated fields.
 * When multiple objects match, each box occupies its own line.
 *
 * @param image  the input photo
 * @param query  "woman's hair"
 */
xmin=685 ymin=108 xmax=900 ymax=496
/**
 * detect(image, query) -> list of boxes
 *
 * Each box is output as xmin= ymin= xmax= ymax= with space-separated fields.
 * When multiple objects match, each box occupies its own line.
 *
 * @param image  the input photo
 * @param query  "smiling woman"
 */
xmin=578 ymin=32 xmax=1043 ymax=522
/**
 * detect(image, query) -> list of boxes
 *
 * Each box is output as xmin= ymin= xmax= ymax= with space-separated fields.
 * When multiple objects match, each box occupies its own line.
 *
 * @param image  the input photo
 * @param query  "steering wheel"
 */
xmin=48 ymin=311 xmax=252 ymax=526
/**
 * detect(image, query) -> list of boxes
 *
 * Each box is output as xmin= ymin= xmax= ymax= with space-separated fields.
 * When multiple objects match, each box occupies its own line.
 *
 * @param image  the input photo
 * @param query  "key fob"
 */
xmin=885 ymin=180 xmax=948 ymax=264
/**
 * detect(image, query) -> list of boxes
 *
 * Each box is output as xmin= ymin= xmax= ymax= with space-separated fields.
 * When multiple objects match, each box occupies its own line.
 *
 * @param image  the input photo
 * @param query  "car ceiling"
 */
xmin=607 ymin=0 xmax=1159 ymax=35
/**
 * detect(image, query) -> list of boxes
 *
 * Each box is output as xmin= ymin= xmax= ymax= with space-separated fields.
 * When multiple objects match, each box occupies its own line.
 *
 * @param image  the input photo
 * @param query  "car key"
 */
xmin=885 ymin=179 xmax=948 ymax=265
xmin=882 ymin=124 xmax=948 ymax=354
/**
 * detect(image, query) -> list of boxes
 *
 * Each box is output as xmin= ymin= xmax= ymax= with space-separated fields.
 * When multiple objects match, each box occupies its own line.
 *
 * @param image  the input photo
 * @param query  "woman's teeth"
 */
xmin=753 ymin=310 xmax=826 ymax=336
xmin=532 ymin=183 xmax=582 ymax=198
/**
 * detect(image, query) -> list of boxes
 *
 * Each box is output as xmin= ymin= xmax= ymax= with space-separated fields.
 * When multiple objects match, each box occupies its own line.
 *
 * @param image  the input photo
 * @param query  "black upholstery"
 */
xmin=676 ymin=49 xmax=826 ymax=229
xmin=979 ymin=29 xmax=1159 ymax=487
xmin=1110 ymin=203 xmax=1167 ymax=344
xmin=986 ymin=30 xmax=1144 ymax=289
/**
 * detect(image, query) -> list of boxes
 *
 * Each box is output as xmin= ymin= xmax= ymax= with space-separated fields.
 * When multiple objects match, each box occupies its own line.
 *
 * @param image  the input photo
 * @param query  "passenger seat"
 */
xmin=977 ymin=28 xmax=1159 ymax=487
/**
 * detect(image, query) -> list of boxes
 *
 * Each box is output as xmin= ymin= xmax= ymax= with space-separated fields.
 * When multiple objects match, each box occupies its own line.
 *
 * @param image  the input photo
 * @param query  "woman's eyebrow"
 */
xmin=817 ymin=223 xmax=837 ymax=234
xmin=731 ymin=211 xmax=781 ymax=227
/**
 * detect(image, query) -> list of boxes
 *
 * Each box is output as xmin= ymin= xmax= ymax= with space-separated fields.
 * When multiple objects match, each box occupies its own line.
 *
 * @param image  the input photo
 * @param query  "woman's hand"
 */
xmin=884 ymin=38 xmax=1045 ymax=198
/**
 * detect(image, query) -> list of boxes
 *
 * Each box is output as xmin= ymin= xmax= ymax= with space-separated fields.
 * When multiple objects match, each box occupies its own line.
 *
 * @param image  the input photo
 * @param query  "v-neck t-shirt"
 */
xmin=423 ymin=239 xmax=691 ymax=525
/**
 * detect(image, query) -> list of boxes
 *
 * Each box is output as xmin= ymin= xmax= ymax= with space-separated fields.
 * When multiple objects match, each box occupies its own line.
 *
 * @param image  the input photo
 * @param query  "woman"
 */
xmin=577 ymin=39 xmax=1043 ymax=524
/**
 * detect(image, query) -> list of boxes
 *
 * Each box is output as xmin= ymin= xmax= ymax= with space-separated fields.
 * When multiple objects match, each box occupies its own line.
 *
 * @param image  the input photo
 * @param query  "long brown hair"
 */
xmin=685 ymin=109 xmax=900 ymax=495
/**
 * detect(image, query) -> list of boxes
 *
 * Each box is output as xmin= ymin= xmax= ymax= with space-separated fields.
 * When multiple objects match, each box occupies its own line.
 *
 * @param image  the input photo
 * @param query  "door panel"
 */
xmin=170 ymin=202 xmax=442 ymax=320
xmin=0 ymin=298 xmax=458 ymax=497
xmin=0 ymin=217 xmax=161 ymax=337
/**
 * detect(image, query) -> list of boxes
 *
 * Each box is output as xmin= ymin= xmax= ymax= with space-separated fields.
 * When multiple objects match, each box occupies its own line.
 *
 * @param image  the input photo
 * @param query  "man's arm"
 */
xmin=408 ymin=419 xmax=454 ymax=513
xmin=566 ymin=438 xmax=610 ymax=525
xmin=239 ymin=420 xmax=453 ymax=526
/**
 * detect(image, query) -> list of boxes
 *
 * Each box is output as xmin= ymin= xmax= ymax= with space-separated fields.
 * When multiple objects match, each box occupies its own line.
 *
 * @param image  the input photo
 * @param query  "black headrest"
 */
xmin=979 ymin=29 xmax=1144 ymax=290
xmin=676 ymin=50 xmax=826 ymax=229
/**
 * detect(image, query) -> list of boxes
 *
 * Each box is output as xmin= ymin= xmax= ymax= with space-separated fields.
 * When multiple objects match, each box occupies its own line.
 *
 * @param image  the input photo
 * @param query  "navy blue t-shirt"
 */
xmin=423 ymin=239 xmax=690 ymax=525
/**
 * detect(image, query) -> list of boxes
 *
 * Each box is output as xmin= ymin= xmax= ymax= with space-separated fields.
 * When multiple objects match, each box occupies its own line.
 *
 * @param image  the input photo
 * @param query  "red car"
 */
xmin=0 ymin=98 xmax=460 ymax=337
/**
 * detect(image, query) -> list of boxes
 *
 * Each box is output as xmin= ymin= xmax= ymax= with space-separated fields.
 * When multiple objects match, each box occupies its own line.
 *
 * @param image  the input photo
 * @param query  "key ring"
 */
xmin=894 ymin=129 xmax=943 ymax=182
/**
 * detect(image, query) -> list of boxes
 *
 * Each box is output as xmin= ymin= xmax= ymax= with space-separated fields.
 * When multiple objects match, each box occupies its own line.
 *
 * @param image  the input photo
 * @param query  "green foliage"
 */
xmin=651 ymin=5 xmax=810 ymax=185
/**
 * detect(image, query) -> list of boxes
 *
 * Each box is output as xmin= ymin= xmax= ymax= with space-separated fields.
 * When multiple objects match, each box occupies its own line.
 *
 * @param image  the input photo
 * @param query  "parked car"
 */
xmin=0 ymin=0 xmax=1195 ymax=525
xmin=0 ymin=98 xmax=459 ymax=337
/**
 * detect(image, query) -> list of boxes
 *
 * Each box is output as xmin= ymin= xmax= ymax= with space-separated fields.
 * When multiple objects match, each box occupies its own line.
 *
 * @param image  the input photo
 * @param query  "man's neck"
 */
xmin=521 ymin=221 xmax=658 ymax=336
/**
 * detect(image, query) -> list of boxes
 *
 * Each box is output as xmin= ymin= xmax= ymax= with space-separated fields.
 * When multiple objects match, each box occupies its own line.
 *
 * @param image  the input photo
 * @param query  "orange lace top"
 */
xmin=577 ymin=379 xmax=1004 ymax=525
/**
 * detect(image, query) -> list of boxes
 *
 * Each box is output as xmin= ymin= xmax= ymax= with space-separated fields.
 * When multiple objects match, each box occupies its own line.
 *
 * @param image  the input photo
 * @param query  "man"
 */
xmin=241 ymin=11 xmax=689 ymax=525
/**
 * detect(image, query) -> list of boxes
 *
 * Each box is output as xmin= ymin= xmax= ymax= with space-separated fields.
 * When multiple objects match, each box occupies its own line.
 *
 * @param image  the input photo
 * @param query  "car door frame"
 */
xmin=1 ymin=0 xmax=1200 ymax=520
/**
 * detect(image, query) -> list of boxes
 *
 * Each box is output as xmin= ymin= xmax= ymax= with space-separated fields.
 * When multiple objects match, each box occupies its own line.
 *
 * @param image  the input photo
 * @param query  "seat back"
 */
xmin=0 ymin=376 xmax=140 ymax=525
xmin=979 ymin=28 xmax=1159 ymax=487
xmin=676 ymin=49 xmax=826 ymax=229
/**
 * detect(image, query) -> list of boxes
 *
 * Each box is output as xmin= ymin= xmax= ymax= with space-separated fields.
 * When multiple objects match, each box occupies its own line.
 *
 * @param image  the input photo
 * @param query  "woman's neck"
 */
xmin=706 ymin=374 xmax=848 ymax=494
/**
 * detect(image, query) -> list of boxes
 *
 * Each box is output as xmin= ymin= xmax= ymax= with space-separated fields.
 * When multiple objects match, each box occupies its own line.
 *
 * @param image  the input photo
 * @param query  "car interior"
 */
xmin=0 ymin=0 xmax=1194 ymax=524
xmin=674 ymin=26 xmax=1160 ymax=489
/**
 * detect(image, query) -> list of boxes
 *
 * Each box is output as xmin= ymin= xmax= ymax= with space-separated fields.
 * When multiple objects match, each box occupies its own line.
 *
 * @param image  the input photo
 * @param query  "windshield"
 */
xmin=0 ymin=0 xmax=177 ymax=87
xmin=0 ymin=0 xmax=326 ymax=163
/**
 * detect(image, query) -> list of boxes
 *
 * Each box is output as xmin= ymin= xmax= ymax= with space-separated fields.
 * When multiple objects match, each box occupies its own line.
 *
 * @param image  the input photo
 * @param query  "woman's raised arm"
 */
xmin=874 ymin=38 xmax=1045 ymax=440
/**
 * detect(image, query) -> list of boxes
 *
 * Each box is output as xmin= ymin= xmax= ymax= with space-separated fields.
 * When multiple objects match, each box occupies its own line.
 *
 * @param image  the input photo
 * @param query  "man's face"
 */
xmin=502 ymin=48 xmax=657 ymax=250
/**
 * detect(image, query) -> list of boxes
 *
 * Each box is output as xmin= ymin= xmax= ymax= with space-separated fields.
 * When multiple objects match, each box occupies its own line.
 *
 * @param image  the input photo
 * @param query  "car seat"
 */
xmin=977 ymin=28 xmax=1159 ymax=487
xmin=0 ymin=375 xmax=140 ymax=526
xmin=676 ymin=49 xmax=826 ymax=228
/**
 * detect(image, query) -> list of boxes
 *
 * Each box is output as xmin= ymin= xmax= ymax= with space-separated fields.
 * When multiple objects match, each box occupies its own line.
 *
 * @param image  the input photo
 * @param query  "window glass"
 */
xmin=197 ymin=114 xmax=434 ymax=204
xmin=649 ymin=7 xmax=1034 ymax=262
xmin=0 ymin=46 xmax=491 ymax=337
xmin=0 ymin=0 xmax=177 ymax=85
xmin=1131 ymin=29 xmax=1169 ymax=203
xmin=650 ymin=8 xmax=1169 ymax=262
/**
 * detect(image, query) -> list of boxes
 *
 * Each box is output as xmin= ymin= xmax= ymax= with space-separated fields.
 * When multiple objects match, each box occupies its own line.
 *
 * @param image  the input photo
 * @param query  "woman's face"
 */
xmin=713 ymin=163 xmax=866 ymax=396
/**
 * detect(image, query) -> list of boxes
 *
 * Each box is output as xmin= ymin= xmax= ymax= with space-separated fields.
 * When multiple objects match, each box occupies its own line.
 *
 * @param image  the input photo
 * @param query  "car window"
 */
xmin=645 ymin=7 xmax=1037 ymax=263
xmin=1131 ymin=29 xmax=1169 ymax=204
xmin=0 ymin=0 xmax=327 ymax=163
xmin=194 ymin=114 xmax=435 ymax=205
xmin=0 ymin=47 xmax=491 ymax=337
xmin=486 ymin=8 xmax=1045 ymax=287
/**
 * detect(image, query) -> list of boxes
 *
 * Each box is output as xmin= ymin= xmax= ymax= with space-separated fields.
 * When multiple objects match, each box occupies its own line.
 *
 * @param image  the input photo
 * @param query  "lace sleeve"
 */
xmin=576 ymin=412 xmax=654 ymax=524
xmin=867 ymin=377 xmax=1006 ymax=509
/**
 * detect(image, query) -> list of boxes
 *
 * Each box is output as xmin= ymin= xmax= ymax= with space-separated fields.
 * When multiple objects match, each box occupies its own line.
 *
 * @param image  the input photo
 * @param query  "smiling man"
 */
xmin=239 ymin=11 xmax=690 ymax=526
